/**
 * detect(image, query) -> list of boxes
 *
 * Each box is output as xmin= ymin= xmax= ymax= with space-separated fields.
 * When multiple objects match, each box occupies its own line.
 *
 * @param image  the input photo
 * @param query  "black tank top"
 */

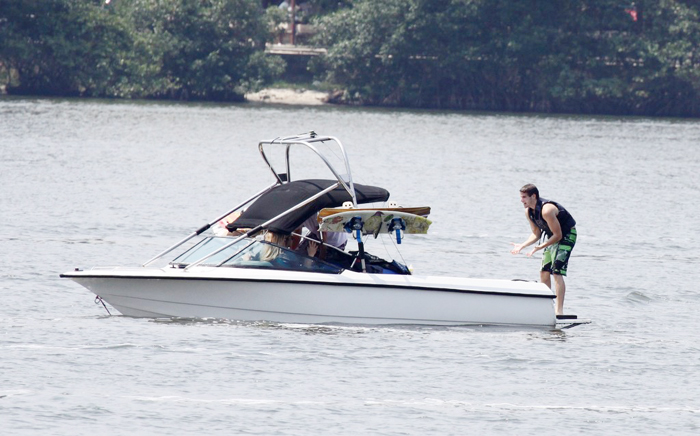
xmin=528 ymin=198 xmax=576 ymax=237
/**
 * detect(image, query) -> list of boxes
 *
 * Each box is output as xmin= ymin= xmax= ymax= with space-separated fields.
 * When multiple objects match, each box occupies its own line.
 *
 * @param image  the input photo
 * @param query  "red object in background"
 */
xmin=625 ymin=8 xmax=638 ymax=21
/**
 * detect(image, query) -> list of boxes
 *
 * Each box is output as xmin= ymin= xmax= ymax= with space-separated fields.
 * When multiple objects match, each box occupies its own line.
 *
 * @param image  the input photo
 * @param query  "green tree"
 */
xmin=314 ymin=0 xmax=700 ymax=116
xmin=0 ymin=0 xmax=134 ymax=96
xmin=625 ymin=0 xmax=700 ymax=116
xmin=143 ymin=0 xmax=283 ymax=100
xmin=0 ymin=0 xmax=285 ymax=100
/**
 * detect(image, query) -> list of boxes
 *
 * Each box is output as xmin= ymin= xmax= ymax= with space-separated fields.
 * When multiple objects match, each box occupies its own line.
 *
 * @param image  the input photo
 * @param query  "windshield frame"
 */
xmin=170 ymin=236 xmax=344 ymax=275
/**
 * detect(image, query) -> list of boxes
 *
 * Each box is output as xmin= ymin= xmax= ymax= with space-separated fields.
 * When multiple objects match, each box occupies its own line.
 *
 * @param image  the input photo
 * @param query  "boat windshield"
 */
xmin=222 ymin=240 xmax=342 ymax=274
xmin=171 ymin=237 xmax=251 ymax=267
xmin=171 ymin=237 xmax=342 ymax=274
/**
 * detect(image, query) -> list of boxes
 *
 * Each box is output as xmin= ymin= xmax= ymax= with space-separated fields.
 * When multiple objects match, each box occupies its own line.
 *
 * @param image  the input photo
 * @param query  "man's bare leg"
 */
xmin=540 ymin=270 xmax=551 ymax=289
xmin=552 ymin=274 xmax=566 ymax=315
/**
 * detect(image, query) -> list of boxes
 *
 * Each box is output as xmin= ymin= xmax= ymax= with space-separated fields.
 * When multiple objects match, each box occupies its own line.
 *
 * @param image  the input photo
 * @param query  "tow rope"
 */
xmin=94 ymin=296 xmax=112 ymax=315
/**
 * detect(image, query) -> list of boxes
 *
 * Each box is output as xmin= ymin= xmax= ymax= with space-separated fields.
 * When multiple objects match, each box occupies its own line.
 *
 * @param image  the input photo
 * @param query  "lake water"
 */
xmin=1 ymin=97 xmax=699 ymax=435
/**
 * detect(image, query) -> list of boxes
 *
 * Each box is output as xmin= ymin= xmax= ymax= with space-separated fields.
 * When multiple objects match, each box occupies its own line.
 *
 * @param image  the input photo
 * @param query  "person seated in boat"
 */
xmin=258 ymin=230 xmax=333 ymax=271
xmin=294 ymin=214 xmax=348 ymax=260
xmin=216 ymin=210 xmax=253 ymax=237
xmin=259 ymin=231 xmax=292 ymax=263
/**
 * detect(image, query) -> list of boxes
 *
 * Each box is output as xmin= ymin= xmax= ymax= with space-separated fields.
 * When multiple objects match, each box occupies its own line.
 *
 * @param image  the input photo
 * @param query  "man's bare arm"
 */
xmin=511 ymin=209 xmax=542 ymax=254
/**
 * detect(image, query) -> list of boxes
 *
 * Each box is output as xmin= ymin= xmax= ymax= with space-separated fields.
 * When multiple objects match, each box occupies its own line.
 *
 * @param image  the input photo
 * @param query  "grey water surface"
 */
xmin=1 ymin=97 xmax=699 ymax=435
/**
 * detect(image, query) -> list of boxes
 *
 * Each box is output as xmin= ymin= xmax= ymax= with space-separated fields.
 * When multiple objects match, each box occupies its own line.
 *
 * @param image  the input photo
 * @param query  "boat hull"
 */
xmin=62 ymin=267 xmax=556 ymax=327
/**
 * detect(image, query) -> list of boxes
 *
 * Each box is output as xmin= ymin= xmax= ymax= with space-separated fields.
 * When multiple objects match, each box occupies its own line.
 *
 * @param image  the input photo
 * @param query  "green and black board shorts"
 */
xmin=541 ymin=228 xmax=577 ymax=276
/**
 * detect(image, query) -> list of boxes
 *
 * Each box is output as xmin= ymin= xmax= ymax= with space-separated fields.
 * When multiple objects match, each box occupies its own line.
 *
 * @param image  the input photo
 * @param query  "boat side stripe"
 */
xmin=59 ymin=274 xmax=555 ymax=299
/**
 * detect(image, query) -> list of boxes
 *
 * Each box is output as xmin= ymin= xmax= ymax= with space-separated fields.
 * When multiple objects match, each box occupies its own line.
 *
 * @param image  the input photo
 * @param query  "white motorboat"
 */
xmin=62 ymin=132 xmax=584 ymax=328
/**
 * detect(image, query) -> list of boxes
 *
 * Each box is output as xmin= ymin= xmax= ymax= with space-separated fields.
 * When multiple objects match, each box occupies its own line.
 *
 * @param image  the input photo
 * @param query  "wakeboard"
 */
xmin=319 ymin=207 xmax=432 ymax=235
xmin=555 ymin=315 xmax=592 ymax=329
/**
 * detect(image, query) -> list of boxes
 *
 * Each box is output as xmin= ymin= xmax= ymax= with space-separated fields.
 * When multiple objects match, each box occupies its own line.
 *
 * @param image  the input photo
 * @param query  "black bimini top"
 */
xmin=231 ymin=179 xmax=390 ymax=234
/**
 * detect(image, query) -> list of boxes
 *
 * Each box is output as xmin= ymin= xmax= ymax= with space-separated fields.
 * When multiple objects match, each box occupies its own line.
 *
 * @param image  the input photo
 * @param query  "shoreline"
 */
xmin=0 ymin=87 xmax=334 ymax=105
xmin=244 ymin=87 xmax=332 ymax=106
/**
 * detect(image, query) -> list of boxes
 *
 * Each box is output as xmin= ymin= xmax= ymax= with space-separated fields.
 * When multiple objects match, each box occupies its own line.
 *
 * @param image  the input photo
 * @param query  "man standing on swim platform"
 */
xmin=510 ymin=184 xmax=577 ymax=316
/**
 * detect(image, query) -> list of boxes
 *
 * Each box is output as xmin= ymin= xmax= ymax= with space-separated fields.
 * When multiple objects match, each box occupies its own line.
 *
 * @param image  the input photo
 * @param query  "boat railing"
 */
xmin=90 ymin=266 xmax=134 ymax=271
xmin=259 ymin=132 xmax=357 ymax=207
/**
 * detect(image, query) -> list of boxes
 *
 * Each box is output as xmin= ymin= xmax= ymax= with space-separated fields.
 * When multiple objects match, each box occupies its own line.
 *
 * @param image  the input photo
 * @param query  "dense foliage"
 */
xmin=0 ymin=0 xmax=285 ymax=100
xmin=1 ymin=0 xmax=699 ymax=115
xmin=313 ymin=0 xmax=700 ymax=116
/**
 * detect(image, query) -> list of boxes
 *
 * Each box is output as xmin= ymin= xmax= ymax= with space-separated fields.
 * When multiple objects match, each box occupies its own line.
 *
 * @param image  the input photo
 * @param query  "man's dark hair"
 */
xmin=520 ymin=184 xmax=539 ymax=199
